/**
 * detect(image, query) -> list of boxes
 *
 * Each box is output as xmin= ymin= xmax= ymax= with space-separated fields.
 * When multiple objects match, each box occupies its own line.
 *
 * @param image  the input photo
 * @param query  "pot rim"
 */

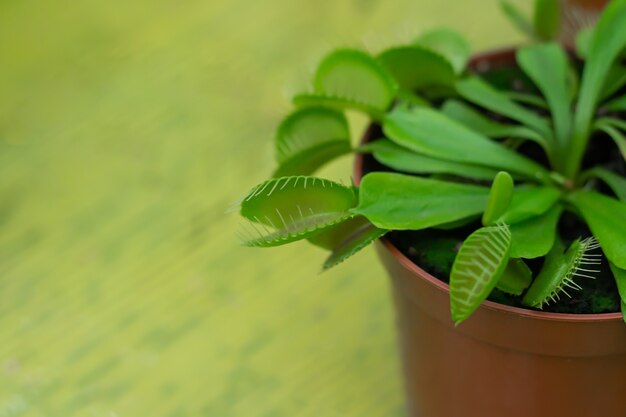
xmin=354 ymin=46 xmax=624 ymax=324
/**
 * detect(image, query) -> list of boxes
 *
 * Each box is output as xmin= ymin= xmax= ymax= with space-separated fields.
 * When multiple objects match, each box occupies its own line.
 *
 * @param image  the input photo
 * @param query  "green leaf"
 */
xmin=568 ymin=0 xmax=626 ymax=177
xmin=353 ymin=172 xmax=490 ymax=230
xmin=273 ymin=107 xmax=351 ymax=176
xmin=482 ymin=171 xmax=514 ymax=226
xmin=522 ymin=237 xmax=600 ymax=308
xmin=595 ymin=118 xmax=626 ymax=161
xmin=516 ymin=43 xmax=571 ymax=153
xmin=568 ymin=190 xmax=626 ymax=269
xmin=450 ymin=223 xmax=512 ymax=324
xmin=456 ymin=76 xmax=553 ymax=141
xmin=504 ymin=91 xmax=549 ymax=109
xmin=581 ymin=167 xmax=626 ymax=202
xmin=377 ymin=46 xmax=455 ymax=91
xmin=575 ymin=26 xmax=595 ymax=59
xmin=322 ymin=221 xmax=388 ymax=270
xmin=605 ymin=94 xmax=626 ymax=112
xmin=500 ymin=185 xmax=561 ymax=223
xmin=496 ymin=259 xmax=533 ymax=295
xmin=239 ymin=176 xmax=357 ymax=247
xmin=509 ymin=204 xmax=562 ymax=258
xmin=441 ymin=100 xmax=549 ymax=151
xmin=533 ymin=0 xmax=560 ymax=40
xmin=414 ymin=28 xmax=471 ymax=74
xmin=365 ymin=139 xmax=502 ymax=181
xmin=313 ymin=48 xmax=397 ymax=112
xmin=292 ymin=93 xmax=385 ymax=119
xmin=609 ymin=262 xmax=626 ymax=322
xmin=500 ymin=1 xmax=536 ymax=38
xmin=308 ymin=215 xmax=369 ymax=250
xmin=384 ymin=107 xmax=552 ymax=182
xmin=600 ymin=66 xmax=626 ymax=101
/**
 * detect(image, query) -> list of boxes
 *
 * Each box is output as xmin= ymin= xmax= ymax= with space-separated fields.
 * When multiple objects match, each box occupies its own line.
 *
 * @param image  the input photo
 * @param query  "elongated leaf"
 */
xmin=605 ymin=94 xmax=626 ymax=112
xmin=533 ymin=0 xmax=560 ymax=40
xmin=595 ymin=118 xmax=626 ymax=161
xmin=522 ymin=237 xmax=600 ymax=308
xmin=313 ymin=49 xmax=397 ymax=112
xmin=456 ymin=76 xmax=553 ymax=141
xmin=509 ymin=204 xmax=562 ymax=258
xmin=383 ymin=107 xmax=552 ymax=182
xmin=308 ymin=215 xmax=369 ymax=250
xmin=582 ymin=167 xmax=626 ymax=202
xmin=415 ymin=28 xmax=471 ymax=74
xmin=600 ymin=66 xmax=626 ymax=101
xmin=568 ymin=190 xmax=626 ymax=269
xmin=568 ymin=0 xmax=626 ymax=177
xmin=516 ymin=43 xmax=571 ymax=152
xmin=365 ymin=139 xmax=502 ymax=180
xmin=273 ymin=107 xmax=351 ymax=176
xmin=322 ymin=222 xmax=388 ymax=270
xmin=450 ymin=223 xmax=512 ymax=324
xmin=609 ymin=263 xmax=626 ymax=322
xmin=500 ymin=0 xmax=535 ymax=38
xmin=353 ymin=172 xmax=490 ymax=230
xmin=482 ymin=171 xmax=514 ymax=226
xmin=496 ymin=259 xmax=533 ymax=295
xmin=441 ymin=100 xmax=549 ymax=151
xmin=505 ymin=91 xmax=549 ymax=109
xmin=377 ymin=46 xmax=455 ymax=91
xmin=575 ymin=26 xmax=595 ymax=59
xmin=239 ymin=176 xmax=357 ymax=246
xmin=501 ymin=185 xmax=561 ymax=223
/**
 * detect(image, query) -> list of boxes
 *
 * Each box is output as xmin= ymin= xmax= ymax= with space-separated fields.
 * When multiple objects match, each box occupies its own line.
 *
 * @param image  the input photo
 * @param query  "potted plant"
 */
xmin=234 ymin=1 xmax=626 ymax=416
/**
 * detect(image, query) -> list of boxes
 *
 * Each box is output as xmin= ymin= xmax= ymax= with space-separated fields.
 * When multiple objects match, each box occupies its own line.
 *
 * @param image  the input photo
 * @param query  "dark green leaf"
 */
xmin=366 ymin=139 xmax=502 ymax=180
xmin=456 ymin=76 xmax=553 ymax=141
xmin=605 ymin=94 xmax=626 ymax=112
xmin=450 ymin=224 xmax=512 ymax=324
xmin=509 ymin=204 xmax=562 ymax=258
xmin=582 ymin=167 xmax=626 ymax=202
xmin=600 ymin=66 xmax=626 ymax=101
xmin=239 ymin=176 xmax=357 ymax=246
xmin=595 ymin=118 xmax=626 ymax=161
xmin=353 ymin=172 xmax=490 ymax=230
xmin=504 ymin=91 xmax=549 ymax=109
xmin=533 ymin=0 xmax=560 ymax=40
xmin=378 ymin=46 xmax=455 ymax=91
xmin=568 ymin=190 xmax=626 ymax=269
xmin=322 ymin=221 xmax=388 ymax=270
xmin=415 ymin=28 xmax=471 ymax=74
xmin=496 ymin=259 xmax=533 ymax=295
xmin=384 ymin=107 xmax=552 ymax=182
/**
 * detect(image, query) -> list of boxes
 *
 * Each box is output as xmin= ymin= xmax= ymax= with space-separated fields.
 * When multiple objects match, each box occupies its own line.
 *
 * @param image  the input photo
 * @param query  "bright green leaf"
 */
xmin=509 ymin=204 xmax=562 ymax=258
xmin=496 ymin=259 xmax=533 ymax=295
xmin=441 ymin=100 xmax=549 ymax=151
xmin=353 ymin=172 xmax=490 ymax=230
xmin=456 ymin=76 xmax=553 ymax=142
xmin=415 ymin=28 xmax=471 ymax=74
xmin=568 ymin=189 xmax=626 ymax=269
xmin=504 ymin=91 xmax=549 ymax=109
xmin=313 ymin=49 xmax=397 ymax=112
xmin=239 ymin=176 xmax=357 ymax=247
xmin=501 ymin=185 xmax=561 ymax=224
xmin=482 ymin=171 xmax=514 ymax=226
xmin=384 ymin=107 xmax=552 ymax=182
xmin=365 ymin=139 xmax=502 ymax=181
xmin=292 ymin=93 xmax=385 ymax=119
xmin=322 ymin=221 xmax=388 ymax=270
xmin=378 ymin=46 xmax=455 ymax=91
xmin=575 ymin=26 xmax=595 ymax=59
xmin=516 ymin=43 xmax=571 ymax=152
xmin=450 ymin=223 xmax=512 ymax=324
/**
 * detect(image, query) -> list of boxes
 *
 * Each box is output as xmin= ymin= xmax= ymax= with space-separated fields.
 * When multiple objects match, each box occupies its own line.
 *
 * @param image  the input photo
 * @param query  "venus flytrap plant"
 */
xmin=237 ymin=1 xmax=626 ymax=324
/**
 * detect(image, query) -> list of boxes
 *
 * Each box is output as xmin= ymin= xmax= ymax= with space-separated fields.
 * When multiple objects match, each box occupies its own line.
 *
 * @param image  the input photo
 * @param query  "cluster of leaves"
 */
xmin=237 ymin=0 xmax=626 ymax=324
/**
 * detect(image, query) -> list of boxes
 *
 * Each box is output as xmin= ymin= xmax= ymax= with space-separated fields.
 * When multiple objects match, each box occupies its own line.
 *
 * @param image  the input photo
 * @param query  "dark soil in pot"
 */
xmin=360 ymin=49 xmax=626 ymax=315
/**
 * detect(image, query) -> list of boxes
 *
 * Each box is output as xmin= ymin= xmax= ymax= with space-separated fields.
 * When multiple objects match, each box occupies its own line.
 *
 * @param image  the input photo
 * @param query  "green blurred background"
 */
xmin=0 ymin=0 xmax=524 ymax=415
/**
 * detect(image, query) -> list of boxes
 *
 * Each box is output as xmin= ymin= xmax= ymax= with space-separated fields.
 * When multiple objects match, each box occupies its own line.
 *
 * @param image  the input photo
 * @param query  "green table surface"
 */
xmin=0 ymin=0 xmax=522 ymax=415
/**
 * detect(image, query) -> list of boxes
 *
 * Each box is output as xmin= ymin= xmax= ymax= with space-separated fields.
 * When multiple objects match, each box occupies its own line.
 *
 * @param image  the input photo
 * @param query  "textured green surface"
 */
xmin=0 ymin=1 xmax=520 ymax=415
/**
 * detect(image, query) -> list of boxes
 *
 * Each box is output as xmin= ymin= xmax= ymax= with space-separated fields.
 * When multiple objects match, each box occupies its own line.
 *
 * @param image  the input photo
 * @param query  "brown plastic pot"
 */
xmin=559 ymin=0 xmax=610 ymax=46
xmin=354 ymin=49 xmax=626 ymax=417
